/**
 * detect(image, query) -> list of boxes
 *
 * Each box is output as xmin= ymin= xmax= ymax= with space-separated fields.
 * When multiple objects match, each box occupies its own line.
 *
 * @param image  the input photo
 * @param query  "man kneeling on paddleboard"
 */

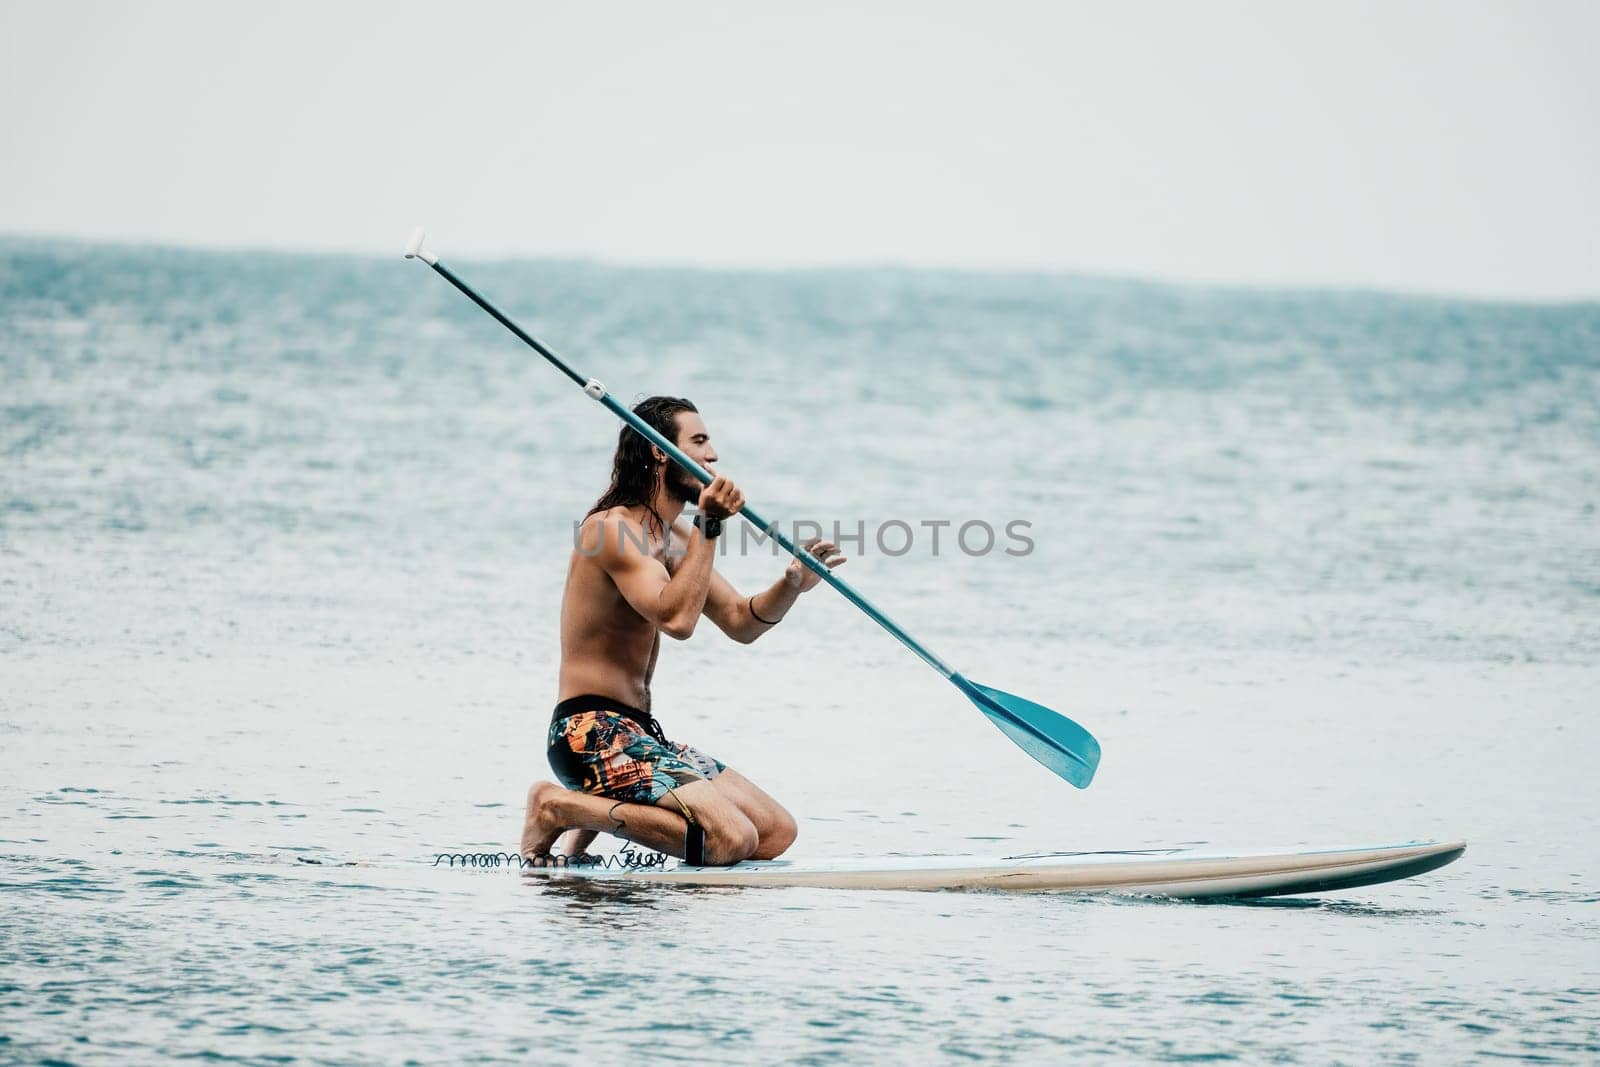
xmin=522 ymin=396 xmax=846 ymax=866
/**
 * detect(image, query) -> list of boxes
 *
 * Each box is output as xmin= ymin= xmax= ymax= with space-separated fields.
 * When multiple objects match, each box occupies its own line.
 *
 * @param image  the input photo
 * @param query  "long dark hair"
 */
xmin=586 ymin=395 xmax=698 ymax=537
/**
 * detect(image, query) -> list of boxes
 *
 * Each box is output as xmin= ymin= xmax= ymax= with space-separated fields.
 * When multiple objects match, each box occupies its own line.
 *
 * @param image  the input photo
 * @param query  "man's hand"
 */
xmin=698 ymin=474 xmax=745 ymax=520
xmin=786 ymin=537 xmax=847 ymax=592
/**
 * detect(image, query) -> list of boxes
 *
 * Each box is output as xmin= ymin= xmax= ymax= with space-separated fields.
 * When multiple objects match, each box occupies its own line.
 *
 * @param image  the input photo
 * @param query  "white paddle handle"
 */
xmin=403 ymin=227 xmax=437 ymax=265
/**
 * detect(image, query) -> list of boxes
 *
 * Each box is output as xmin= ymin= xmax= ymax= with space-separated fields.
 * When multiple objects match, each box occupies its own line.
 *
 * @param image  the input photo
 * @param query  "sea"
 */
xmin=2 ymin=238 xmax=1597 ymax=1063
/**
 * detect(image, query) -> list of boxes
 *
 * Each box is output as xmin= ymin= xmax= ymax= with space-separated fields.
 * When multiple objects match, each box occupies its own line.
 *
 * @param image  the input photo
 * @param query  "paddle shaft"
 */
xmin=422 ymin=256 xmax=958 ymax=679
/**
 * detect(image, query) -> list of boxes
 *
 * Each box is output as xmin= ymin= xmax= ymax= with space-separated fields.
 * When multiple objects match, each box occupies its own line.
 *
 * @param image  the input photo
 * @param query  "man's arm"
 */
xmin=592 ymin=511 xmax=716 ymax=640
xmin=593 ymin=476 xmax=743 ymax=640
xmin=700 ymin=536 xmax=847 ymax=644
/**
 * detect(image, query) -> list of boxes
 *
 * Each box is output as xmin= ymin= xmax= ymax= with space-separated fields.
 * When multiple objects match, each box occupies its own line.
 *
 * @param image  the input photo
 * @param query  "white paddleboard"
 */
xmin=508 ymin=840 xmax=1465 ymax=897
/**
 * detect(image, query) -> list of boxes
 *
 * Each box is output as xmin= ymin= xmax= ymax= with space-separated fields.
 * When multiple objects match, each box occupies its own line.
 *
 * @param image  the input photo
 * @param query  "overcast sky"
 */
xmin=2 ymin=1 xmax=1595 ymax=300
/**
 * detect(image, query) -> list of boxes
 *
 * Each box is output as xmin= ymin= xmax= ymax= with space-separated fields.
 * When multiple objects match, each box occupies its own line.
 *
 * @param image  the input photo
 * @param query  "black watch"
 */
xmin=693 ymin=513 xmax=723 ymax=539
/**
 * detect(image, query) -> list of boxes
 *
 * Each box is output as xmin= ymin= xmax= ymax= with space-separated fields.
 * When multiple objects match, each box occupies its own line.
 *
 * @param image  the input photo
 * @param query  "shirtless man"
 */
xmin=520 ymin=395 xmax=846 ymax=866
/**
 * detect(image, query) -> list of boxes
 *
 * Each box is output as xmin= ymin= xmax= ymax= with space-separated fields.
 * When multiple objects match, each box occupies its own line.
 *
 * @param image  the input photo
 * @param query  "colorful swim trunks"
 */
xmin=547 ymin=694 xmax=726 ymax=805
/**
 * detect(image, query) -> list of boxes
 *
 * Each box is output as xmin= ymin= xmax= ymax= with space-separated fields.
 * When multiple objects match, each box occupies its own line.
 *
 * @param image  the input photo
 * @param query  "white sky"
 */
xmin=2 ymin=0 xmax=1596 ymax=300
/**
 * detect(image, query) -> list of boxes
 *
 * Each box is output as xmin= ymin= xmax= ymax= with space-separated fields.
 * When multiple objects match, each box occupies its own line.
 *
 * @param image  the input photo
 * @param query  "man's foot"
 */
xmin=557 ymin=828 xmax=601 ymax=857
xmin=520 ymin=781 xmax=567 ymax=861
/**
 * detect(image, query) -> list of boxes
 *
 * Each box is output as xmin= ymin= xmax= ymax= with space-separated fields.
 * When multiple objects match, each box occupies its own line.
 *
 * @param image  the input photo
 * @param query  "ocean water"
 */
xmin=2 ymin=238 xmax=1598 ymax=1063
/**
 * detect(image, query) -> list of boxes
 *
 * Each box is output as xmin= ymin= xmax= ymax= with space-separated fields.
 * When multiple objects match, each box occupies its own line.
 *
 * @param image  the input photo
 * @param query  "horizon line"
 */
xmin=5 ymin=227 xmax=1597 ymax=310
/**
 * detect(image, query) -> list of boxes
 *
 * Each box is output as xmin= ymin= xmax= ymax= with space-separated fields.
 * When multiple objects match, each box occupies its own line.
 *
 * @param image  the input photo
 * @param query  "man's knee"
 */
xmin=755 ymin=811 xmax=797 ymax=860
xmin=659 ymin=780 xmax=759 ymax=865
xmin=701 ymin=814 xmax=759 ymax=866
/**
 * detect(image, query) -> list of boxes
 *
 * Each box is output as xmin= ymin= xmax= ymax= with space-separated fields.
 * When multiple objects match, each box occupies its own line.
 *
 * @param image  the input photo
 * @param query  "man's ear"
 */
xmin=650 ymin=446 xmax=667 ymax=465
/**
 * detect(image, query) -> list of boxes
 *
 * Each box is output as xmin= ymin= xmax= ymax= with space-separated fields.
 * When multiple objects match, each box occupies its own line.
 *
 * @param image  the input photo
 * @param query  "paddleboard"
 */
xmin=495 ymin=840 xmax=1466 ymax=897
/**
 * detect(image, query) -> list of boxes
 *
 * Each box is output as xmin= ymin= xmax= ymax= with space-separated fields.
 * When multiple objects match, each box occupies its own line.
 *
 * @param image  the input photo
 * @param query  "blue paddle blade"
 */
xmin=954 ymin=675 xmax=1101 ymax=789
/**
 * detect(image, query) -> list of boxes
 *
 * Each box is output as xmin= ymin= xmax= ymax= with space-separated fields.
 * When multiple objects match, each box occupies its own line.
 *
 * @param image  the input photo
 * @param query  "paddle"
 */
xmin=403 ymin=229 xmax=1101 ymax=788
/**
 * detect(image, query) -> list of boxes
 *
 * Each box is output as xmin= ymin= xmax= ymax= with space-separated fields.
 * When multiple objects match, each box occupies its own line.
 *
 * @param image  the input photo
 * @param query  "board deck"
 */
xmin=517 ymin=840 xmax=1466 ymax=898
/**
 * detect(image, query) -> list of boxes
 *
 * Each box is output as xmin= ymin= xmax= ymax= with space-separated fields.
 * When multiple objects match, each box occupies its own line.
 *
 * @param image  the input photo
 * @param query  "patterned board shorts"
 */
xmin=547 ymin=696 xmax=725 ymax=805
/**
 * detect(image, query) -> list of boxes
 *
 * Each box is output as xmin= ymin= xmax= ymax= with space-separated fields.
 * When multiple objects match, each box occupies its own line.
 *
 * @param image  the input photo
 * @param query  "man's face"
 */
xmin=661 ymin=411 xmax=717 ymax=504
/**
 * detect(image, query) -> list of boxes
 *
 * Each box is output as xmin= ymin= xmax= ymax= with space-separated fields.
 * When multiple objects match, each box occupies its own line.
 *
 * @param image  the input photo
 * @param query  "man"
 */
xmin=521 ymin=396 xmax=845 ymax=866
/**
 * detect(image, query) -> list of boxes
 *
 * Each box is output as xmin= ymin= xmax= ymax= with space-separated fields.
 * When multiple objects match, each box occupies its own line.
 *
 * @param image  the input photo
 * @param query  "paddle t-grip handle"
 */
xmin=403 ymin=227 xmax=437 ymax=265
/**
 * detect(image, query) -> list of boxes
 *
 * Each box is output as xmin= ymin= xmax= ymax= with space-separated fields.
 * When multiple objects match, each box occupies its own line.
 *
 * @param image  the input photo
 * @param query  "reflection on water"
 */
xmin=522 ymin=874 xmax=674 ymax=911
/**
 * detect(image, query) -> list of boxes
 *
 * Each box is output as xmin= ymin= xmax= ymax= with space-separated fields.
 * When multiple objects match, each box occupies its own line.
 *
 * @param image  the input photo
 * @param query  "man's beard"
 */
xmin=665 ymin=464 xmax=701 ymax=504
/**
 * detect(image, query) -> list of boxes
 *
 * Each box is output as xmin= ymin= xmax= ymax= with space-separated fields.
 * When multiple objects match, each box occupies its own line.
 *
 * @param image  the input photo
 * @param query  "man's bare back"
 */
xmin=557 ymin=506 xmax=671 ymax=712
xmin=520 ymin=397 xmax=846 ymax=866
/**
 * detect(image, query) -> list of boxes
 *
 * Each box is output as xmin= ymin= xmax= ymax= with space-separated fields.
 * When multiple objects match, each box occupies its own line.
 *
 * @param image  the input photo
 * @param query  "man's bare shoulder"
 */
xmin=576 ymin=507 xmax=658 ymax=563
